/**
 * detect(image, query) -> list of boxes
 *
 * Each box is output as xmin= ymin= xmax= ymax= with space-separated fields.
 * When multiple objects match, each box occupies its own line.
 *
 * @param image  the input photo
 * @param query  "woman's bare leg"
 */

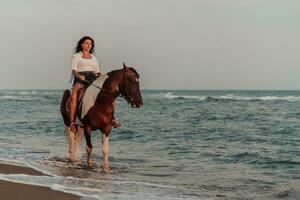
xmin=69 ymin=83 xmax=83 ymax=132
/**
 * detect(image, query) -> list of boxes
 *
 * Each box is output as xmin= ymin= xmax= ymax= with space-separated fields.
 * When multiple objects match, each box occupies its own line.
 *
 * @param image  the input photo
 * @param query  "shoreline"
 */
xmin=0 ymin=163 xmax=81 ymax=200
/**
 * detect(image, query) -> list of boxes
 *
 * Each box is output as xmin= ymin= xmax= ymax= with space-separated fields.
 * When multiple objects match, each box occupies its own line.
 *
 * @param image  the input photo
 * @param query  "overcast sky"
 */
xmin=0 ymin=0 xmax=299 ymax=90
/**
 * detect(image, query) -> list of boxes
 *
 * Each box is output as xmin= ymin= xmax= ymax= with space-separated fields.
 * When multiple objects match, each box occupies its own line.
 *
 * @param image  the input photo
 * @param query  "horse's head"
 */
xmin=119 ymin=63 xmax=143 ymax=108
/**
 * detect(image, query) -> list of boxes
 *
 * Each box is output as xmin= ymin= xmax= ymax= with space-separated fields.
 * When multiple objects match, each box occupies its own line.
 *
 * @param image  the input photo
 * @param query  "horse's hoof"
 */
xmin=102 ymin=168 xmax=113 ymax=174
xmin=75 ymin=159 xmax=82 ymax=164
xmin=102 ymin=165 xmax=112 ymax=174
xmin=87 ymin=160 xmax=94 ymax=168
xmin=69 ymin=158 xmax=81 ymax=163
xmin=68 ymin=158 xmax=77 ymax=165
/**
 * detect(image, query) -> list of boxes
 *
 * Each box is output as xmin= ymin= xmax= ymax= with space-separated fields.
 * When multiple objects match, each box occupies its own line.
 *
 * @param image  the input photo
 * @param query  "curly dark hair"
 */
xmin=73 ymin=36 xmax=95 ymax=54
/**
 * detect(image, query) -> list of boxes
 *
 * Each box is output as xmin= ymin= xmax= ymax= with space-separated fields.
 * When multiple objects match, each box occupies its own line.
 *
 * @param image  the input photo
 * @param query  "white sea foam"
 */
xmin=19 ymin=91 xmax=38 ymax=95
xmin=0 ymin=174 xmax=97 ymax=199
xmin=0 ymin=158 xmax=56 ymax=177
xmin=23 ymin=162 xmax=58 ymax=177
xmin=2 ymin=91 xmax=61 ymax=95
xmin=0 ymin=170 xmax=178 ymax=200
xmin=0 ymin=158 xmax=28 ymax=166
xmin=218 ymin=94 xmax=300 ymax=101
xmin=0 ymin=95 xmax=40 ymax=101
xmin=41 ymin=92 xmax=61 ymax=95
xmin=2 ymin=91 xmax=16 ymax=94
xmin=161 ymin=93 xmax=300 ymax=102
xmin=163 ymin=92 xmax=206 ymax=100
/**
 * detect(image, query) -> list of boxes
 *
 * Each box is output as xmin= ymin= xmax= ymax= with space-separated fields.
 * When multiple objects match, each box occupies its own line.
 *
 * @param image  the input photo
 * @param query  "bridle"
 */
xmin=118 ymin=69 xmax=139 ymax=105
xmin=86 ymin=69 xmax=138 ymax=105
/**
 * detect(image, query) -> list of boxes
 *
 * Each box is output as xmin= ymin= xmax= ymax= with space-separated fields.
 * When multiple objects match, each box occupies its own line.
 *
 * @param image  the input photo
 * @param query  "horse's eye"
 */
xmin=129 ymin=77 xmax=136 ymax=82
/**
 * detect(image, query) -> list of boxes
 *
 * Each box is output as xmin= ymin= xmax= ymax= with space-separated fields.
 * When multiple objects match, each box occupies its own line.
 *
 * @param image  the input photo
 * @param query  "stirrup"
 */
xmin=69 ymin=122 xmax=78 ymax=132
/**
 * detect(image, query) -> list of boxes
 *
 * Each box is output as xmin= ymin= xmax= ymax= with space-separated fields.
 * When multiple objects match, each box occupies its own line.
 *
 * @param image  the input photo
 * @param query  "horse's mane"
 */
xmin=107 ymin=67 xmax=140 ymax=78
xmin=107 ymin=69 xmax=121 ymax=77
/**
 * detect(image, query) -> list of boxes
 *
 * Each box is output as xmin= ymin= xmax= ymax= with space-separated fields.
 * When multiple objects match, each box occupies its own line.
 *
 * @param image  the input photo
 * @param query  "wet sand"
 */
xmin=0 ymin=163 xmax=80 ymax=200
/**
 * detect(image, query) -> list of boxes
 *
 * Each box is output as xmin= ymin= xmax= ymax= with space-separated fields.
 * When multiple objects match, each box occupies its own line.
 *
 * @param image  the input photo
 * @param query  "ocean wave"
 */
xmin=160 ymin=93 xmax=300 ymax=102
xmin=163 ymin=93 xmax=206 ymax=101
xmin=1 ymin=91 xmax=16 ymax=94
xmin=0 ymin=95 xmax=42 ymax=101
xmin=40 ymin=92 xmax=61 ymax=95
xmin=19 ymin=91 xmax=38 ymax=95
xmin=1 ymin=91 xmax=61 ymax=96
xmin=0 ymin=158 xmax=29 ymax=166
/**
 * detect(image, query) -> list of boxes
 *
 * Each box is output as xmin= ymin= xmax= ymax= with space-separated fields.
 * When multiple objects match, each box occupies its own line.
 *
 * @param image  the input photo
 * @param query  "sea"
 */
xmin=0 ymin=90 xmax=299 ymax=200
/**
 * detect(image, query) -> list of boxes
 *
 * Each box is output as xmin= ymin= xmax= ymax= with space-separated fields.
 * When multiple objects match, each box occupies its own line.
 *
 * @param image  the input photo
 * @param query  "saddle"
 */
xmin=67 ymin=74 xmax=109 ymax=123
xmin=64 ymin=73 xmax=121 ymax=130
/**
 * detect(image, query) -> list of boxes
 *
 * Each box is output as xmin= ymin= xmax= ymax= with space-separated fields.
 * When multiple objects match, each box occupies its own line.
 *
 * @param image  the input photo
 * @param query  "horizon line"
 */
xmin=1 ymin=88 xmax=300 ymax=91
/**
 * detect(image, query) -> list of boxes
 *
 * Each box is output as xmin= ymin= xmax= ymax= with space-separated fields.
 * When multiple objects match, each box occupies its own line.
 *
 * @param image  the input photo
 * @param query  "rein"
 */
xmin=84 ymin=80 xmax=120 ymax=97
xmin=83 ymin=69 xmax=136 ymax=104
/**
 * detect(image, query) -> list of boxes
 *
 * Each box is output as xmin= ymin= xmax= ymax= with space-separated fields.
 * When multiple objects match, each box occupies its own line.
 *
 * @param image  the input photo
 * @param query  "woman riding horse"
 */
xmin=69 ymin=36 xmax=120 ymax=133
xmin=61 ymin=63 xmax=143 ymax=173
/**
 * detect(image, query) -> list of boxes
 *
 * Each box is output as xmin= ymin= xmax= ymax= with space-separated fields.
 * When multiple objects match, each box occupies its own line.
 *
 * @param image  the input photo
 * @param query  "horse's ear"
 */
xmin=123 ymin=62 xmax=128 ymax=71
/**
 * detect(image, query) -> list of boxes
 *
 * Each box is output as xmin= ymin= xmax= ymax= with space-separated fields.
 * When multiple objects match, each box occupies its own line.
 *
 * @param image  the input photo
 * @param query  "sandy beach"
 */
xmin=0 ymin=163 xmax=80 ymax=200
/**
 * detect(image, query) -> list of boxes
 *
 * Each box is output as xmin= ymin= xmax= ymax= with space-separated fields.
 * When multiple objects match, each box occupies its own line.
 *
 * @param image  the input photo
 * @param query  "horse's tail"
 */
xmin=60 ymin=89 xmax=71 ymax=127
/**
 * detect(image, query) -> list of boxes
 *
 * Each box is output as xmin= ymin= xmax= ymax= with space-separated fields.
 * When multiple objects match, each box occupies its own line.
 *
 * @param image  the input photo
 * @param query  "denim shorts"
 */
xmin=73 ymin=71 xmax=96 ymax=85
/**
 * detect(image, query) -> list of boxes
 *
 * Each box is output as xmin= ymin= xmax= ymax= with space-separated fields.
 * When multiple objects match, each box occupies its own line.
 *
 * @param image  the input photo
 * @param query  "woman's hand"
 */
xmin=95 ymin=72 xmax=101 ymax=78
xmin=72 ymin=70 xmax=85 ymax=81
xmin=78 ymin=75 xmax=85 ymax=81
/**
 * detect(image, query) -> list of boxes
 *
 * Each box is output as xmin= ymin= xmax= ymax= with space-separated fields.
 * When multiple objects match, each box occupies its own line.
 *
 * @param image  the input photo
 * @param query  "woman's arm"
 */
xmin=93 ymin=56 xmax=101 ymax=78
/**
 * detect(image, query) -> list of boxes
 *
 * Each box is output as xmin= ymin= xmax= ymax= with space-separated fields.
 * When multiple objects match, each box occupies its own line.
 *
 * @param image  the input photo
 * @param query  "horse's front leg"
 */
xmin=102 ymin=126 xmax=112 ymax=173
xmin=84 ymin=126 xmax=93 ymax=168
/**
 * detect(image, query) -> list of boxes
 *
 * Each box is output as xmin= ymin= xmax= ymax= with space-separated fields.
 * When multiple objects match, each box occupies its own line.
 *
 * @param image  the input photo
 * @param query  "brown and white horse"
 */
xmin=60 ymin=63 xmax=143 ymax=172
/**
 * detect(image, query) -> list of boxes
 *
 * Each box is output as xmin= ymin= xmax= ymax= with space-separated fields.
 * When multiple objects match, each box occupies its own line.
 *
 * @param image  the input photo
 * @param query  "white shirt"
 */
xmin=71 ymin=52 xmax=100 ymax=73
xmin=69 ymin=52 xmax=100 ymax=83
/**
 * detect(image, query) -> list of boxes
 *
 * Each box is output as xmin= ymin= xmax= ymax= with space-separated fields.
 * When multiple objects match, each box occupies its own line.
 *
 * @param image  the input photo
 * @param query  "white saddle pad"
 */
xmin=76 ymin=74 xmax=108 ymax=125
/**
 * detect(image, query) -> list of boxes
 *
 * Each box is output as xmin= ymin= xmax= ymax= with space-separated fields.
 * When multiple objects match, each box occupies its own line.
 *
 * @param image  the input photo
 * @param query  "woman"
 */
xmin=69 ymin=36 xmax=120 ymax=132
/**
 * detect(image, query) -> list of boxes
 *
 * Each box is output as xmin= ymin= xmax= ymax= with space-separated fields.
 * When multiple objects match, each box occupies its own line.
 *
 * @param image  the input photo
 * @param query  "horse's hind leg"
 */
xmin=84 ymin=126 xmax=93 ymax=168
